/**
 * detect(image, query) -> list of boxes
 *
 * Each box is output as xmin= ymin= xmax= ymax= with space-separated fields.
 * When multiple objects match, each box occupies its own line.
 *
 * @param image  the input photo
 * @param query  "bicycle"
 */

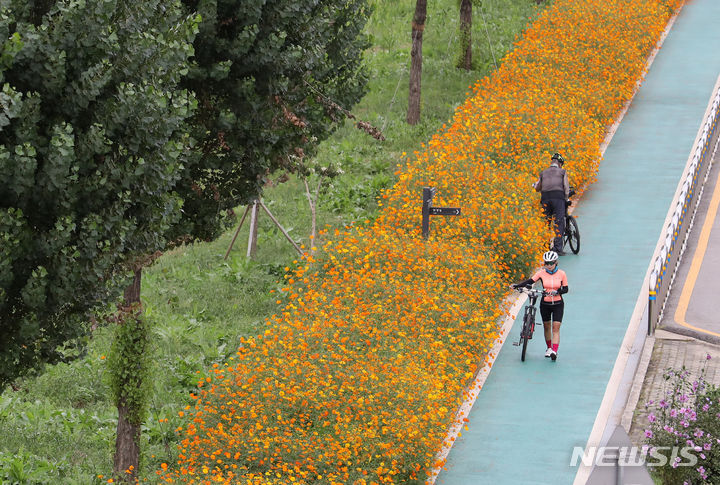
xmin=512 ymin=286 xmax=551 ymax=361
xmin=563 ymin=188 xmax=580 ymax=254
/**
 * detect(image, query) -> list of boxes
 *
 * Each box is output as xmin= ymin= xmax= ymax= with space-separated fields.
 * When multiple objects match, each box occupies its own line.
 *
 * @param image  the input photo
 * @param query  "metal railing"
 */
xmin=648 ymin=85 xmax=720 ymax=334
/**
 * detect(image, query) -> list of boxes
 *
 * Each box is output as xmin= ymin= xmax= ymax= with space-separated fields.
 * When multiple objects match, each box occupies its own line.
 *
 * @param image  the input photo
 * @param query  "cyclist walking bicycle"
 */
xmin=512 ymin=251 xmax=568 ymax=361
xmin=533 ymin=152 xmax=570 ymax=255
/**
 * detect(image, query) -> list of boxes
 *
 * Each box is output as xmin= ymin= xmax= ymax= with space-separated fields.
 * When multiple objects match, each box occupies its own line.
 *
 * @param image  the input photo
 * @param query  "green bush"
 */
xmin=643 ymin=359 xmax=720 ymax=484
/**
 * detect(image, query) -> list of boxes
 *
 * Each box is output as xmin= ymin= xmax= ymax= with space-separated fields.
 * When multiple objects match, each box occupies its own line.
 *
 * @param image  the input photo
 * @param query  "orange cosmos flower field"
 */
xmin=159 ymin=0 xmax=684 ymax=483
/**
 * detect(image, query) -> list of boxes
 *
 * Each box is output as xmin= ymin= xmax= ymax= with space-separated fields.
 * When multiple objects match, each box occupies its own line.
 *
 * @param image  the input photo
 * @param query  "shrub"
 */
xmin=644 ymin=357 xmax=720 ymax=484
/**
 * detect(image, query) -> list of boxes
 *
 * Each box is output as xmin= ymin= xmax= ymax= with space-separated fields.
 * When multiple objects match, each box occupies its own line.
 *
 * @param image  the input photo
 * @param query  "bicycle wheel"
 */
xmin=520 ymin=318 xmax=531 ymax=362
xmin=565 ymin=215 xmax=580 ymax=254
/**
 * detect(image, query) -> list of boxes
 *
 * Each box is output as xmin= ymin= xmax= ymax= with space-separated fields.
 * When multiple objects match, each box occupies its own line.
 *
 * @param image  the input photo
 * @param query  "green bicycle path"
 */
xmin=437 ymin=1 xmax=720 ymax=484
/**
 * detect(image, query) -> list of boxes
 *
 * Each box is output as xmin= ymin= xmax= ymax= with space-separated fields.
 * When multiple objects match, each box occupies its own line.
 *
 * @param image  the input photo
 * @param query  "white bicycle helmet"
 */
xmin=543 ymin=250 xmax=559 ymax=263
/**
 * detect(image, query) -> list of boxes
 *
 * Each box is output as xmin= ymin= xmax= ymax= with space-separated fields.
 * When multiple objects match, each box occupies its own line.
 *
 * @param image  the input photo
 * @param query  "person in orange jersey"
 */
xmin=533 ymin=153 xmax=570 ymax=255
xmin=512 ymin=250 xmax=568 ymax=361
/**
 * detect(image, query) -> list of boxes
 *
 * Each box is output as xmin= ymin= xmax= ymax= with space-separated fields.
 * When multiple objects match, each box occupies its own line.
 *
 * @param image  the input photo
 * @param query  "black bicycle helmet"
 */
xmin=551 ymin=153 xmax=565 ymax=164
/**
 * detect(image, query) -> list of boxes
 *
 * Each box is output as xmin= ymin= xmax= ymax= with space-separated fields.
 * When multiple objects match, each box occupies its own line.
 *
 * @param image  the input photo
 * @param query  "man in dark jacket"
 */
xmin=533 ymin=153 xmax=570 ymax=255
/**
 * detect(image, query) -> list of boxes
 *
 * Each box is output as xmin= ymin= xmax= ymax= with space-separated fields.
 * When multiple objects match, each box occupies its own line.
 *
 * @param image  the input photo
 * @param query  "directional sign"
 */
xmin=422 ymin=186 xmax=461 ymax=239
xmin=429 ymin=207 xmax=461 ymax=216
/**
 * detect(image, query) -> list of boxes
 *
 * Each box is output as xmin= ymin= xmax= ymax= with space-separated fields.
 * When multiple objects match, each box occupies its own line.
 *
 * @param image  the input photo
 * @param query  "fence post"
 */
xmin=648 ymin=289 xmax=655 ymax=336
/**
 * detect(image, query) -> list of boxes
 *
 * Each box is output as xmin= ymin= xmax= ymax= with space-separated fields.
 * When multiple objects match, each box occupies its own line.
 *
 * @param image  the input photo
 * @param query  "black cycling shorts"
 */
xmin=540 ymin=300 xmax=564 ymax=323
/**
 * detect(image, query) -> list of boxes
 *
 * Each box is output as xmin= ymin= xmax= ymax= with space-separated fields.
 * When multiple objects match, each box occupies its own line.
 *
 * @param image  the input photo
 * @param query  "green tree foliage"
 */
xmin=175 ymin=0 xmax=373 ymax=240
xmin=0 ymin=0 xmax=373 ymax=387
xmin=0 ymin=0 xmax=199 ymax=387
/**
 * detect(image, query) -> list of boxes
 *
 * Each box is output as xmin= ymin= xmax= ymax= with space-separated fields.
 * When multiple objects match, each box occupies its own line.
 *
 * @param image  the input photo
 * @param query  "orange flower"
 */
xmin=158 ymin=1 xmax=684 ymax=483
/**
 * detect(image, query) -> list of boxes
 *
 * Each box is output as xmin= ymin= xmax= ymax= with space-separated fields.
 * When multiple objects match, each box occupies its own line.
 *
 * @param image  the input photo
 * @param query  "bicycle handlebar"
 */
xmin=511 ymin=286 xmax=557 ymax=297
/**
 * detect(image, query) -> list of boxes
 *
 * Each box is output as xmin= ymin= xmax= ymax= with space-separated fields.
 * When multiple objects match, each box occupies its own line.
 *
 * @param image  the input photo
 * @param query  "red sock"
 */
xmin=552 ymin=343 xmax=559 ymax=352
xmin=546 ymin=339 xmax=551 ymax=348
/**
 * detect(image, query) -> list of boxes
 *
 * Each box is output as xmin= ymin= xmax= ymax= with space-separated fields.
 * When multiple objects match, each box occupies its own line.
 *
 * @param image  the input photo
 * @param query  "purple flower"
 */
xmin=664 ymin=425 xmax=675 ymax=433
xmin=645 ymin=430 xmax=653 ymax=438
xmin=670 ymin=409 xmax=678 ymax=418
xmin=648 ymin=413 xmax=656 ymax=423
xmin=700 ymin=453 xmax=706 ymax=459
xmin=659 ymin=399 xmax=668 ymax=409
xmin=678 ymin=394 xmax=689 ymax=403
xmin=698 ymin=466 xmax=707 ymax=480
xmin=672 ymin=456 xmax=681 ymax=468
xmin=706 ymin=354 xmax=711 ymax=360
xmin=695 ymin=429 xmax=704 ymax=438
xmin=703 ymin=403 xmax=710 ymax=412
xmin=704 ymin=442 xmax=711 ymax=451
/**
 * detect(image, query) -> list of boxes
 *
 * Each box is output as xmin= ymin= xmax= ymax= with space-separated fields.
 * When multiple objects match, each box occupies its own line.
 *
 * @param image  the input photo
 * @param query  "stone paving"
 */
xmin=628 ymin=332 xmax=720 ymax=446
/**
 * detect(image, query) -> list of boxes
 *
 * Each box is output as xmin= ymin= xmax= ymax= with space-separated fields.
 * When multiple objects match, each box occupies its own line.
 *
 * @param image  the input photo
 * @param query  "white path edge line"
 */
xmin=427 ymin=5 xmax=686 ymax=485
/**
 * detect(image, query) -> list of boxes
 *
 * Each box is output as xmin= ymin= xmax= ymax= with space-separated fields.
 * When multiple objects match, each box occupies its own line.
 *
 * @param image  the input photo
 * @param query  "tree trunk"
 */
xmin=123 ymin=268 xmax=141 ymax=305
xmin=407 ymin=0 xmax=427 ymax=125
xmin=458 ymin=0 xmax=472 ymax=70
xmin=114 ymin=401 xmax=141 ymax=481
xmin=113 ymin=268 xmax=143 ymax=482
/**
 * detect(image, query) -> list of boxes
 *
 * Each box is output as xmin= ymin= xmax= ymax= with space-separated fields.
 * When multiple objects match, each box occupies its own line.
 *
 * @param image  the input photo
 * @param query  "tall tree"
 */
xmin=407 ymin=0 xmax=427 ymax=124
xmin=175 ymin=0 xmax=373 ymax=242
xmin=458 ymin=0 xmax=473 ymax=70
xmin=2 ymin=0 xmax=372 ymax=477
xmin=0 ymin=0 xmax=198 ymax=479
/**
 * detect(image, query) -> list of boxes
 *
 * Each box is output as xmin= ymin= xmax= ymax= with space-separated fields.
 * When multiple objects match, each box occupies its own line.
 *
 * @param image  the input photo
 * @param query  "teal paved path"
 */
xmin=438 ymin=2 xmax=720 ymax=484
